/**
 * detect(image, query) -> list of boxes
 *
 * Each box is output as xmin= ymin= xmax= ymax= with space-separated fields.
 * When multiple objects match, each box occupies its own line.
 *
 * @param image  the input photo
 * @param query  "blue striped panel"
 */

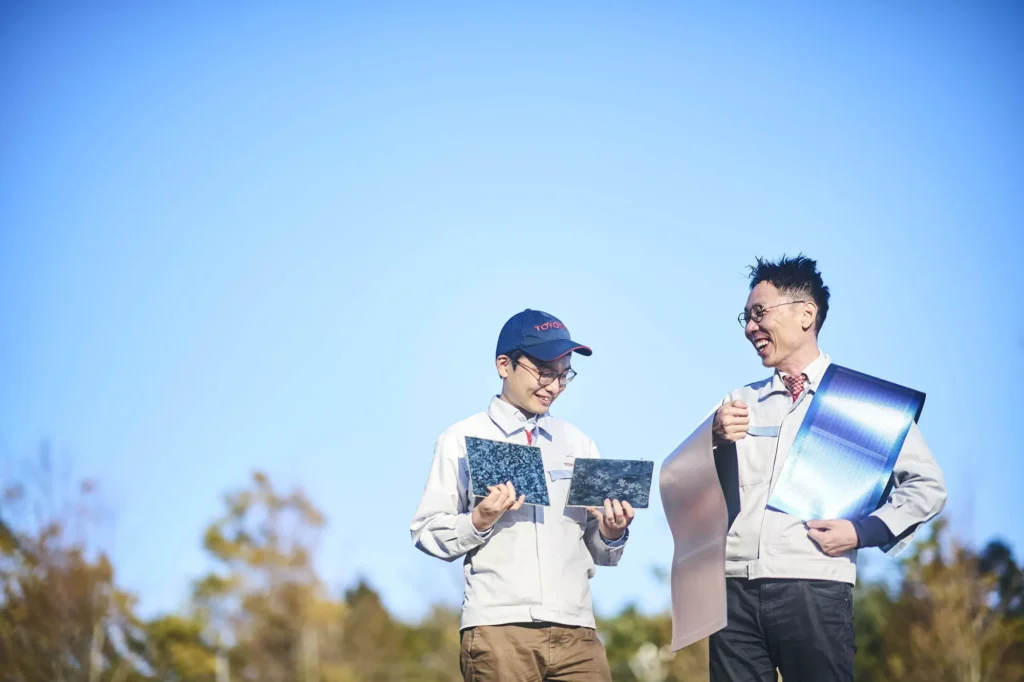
xmin=767 ymin=364 xmax=925 ymax=521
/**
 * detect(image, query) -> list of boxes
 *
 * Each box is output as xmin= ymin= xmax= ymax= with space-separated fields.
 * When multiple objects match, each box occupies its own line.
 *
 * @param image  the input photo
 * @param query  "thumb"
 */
xmin=806 ymin=519 xmax=833 ymax=530
xmin=587 ymin=507 xmax=604 ymax=522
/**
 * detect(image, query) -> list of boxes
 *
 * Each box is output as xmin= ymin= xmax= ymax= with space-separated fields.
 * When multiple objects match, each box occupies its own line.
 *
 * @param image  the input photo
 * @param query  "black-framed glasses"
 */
xmin=738 ymin=300 xmax=807 ymax=327
xmin=516 ymin=360 xmax=577 ymax=387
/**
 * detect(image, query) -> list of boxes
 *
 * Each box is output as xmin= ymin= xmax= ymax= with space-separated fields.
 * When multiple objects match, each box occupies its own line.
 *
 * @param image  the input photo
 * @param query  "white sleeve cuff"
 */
xmin=456 ymin=512 xmax=492 ymax=549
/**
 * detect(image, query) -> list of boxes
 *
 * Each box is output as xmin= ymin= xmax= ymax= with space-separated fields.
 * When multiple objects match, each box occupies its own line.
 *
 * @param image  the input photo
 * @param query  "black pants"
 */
xmin=709 ymin=578 xmax=855 ymax=682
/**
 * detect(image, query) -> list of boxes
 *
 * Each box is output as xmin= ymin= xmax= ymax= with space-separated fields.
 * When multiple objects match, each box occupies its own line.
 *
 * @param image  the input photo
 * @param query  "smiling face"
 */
xmin=744 ymin=281 xmax=820 ymax=374
xmin=496 ymin=353 xmax=571 ymax=417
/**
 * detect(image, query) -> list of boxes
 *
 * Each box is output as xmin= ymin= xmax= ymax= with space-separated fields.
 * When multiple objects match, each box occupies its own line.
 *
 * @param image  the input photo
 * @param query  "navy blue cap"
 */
xmin=495 ymin=309 xmax=593 ymax=362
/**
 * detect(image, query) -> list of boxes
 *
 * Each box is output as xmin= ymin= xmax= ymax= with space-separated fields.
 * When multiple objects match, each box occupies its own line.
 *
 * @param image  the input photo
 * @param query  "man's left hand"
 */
xmin=806 ymin=519 xmax=859 ymax=556
xmin=587 ymin=499 xmax=635 ymax=541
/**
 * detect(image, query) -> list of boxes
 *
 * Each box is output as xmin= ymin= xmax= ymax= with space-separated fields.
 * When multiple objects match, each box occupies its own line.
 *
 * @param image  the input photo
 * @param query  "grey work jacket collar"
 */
xmin=757 ymin=351 xmax=830 ymax=402
xmin=487 ymin=395 xmax=551 ymax=440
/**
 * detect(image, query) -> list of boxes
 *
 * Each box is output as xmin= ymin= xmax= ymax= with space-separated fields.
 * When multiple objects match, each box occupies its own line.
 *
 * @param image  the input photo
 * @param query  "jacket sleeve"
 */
xmin=410 ymin=429 xmax=491 ymax=562
xmin=582 ymin=439 xmax=628 ymax=567
xmin=870 ymin=421 xmax=948 ymax=556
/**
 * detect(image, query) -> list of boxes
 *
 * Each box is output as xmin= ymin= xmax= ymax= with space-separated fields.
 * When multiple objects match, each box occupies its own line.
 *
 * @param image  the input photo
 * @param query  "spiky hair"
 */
xmin=748 ymin=254 xmax=830 ymax=333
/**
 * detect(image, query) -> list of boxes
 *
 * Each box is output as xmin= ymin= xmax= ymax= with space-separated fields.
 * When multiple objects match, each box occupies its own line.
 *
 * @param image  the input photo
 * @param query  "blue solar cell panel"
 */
xmin=767 ymin=365 xmax=925 ymax=521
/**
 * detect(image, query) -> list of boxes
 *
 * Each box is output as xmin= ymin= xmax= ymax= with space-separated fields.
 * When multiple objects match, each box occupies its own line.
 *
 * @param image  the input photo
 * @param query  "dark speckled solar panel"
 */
xmin=566 ymin=459 xmax=654 ymax=508
xmin=465 ymin=436 xmax=549 ymax=506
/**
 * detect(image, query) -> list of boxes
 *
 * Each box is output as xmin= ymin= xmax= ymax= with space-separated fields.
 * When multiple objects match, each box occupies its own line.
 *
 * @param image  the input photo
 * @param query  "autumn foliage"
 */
xmin=1 ymin=460 xmax=1021 ymax=682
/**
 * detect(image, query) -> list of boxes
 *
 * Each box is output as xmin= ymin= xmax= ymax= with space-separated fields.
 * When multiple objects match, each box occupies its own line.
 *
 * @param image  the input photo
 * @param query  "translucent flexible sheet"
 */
xmin=658 ymin=412 xmax=729 ymax=651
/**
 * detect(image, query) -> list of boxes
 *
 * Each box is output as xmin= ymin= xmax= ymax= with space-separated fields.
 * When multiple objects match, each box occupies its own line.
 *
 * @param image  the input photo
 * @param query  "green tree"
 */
xmin=339 ymin=579 xmax=460 ymax=681
xmin=852 ymin=581 xmax=894 ymax=682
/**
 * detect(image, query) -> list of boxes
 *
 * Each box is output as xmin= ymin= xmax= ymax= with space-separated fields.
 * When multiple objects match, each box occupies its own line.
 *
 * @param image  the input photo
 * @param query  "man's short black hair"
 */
xmin=748 ymin=254 xmax=830 ymax=333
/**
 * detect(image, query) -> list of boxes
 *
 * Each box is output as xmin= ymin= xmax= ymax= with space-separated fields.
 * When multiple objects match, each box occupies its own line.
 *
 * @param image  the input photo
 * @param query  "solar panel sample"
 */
xmin=465 ymin=436 xmax=549 ymax=506
xmin=566 ymin=459 xmax=654 ymax=508
xmin=767 ymin=364 xmax=925 ymax=521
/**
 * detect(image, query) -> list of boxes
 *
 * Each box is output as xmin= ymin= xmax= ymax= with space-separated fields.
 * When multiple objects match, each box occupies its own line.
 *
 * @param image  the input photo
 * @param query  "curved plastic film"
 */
xmin=658 ymin=411 xmax=729 ymax=651
xmin=767 ymin=364 xmax=925 ymax=521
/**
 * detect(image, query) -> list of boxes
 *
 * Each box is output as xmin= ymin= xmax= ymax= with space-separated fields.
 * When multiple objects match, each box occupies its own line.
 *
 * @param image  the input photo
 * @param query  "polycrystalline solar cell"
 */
xmin=566 ymin=459 xmax=654 ymax=508
xmin=465 ymin=436 xmax=549 ymax=506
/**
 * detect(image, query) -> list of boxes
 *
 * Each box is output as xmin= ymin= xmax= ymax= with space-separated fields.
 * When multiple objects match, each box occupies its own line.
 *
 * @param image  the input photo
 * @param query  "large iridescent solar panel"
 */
xmin=767 ymin=365 xmax=925 ymax=521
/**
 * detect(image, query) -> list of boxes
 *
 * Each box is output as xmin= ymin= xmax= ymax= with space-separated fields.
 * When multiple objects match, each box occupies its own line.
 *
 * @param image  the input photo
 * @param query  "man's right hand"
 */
xmin=713 ymin=400 xmax=749 ymax=443
xmin=471 ymin=482 xmax=526 ymax=532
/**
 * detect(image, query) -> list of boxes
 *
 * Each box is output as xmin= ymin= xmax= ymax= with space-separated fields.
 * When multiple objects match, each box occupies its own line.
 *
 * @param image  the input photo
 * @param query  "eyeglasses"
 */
xmin=516 ymin=360 xmax=577 ymax=387
xmin=738 ymin=300 xmax=807 ymax=327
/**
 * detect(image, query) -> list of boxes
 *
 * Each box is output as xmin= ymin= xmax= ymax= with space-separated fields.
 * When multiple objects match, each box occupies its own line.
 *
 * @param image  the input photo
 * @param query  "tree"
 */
xmin=598 ymin=605 xmax=709 ymax=681
xmin=192 ymin=471 xmax=353 ymax=682
xmin=856 ymin=519 xmax=1024 ymax=682
xmin=852 ymin=581 xmax=894 ymax=682
xmin=0 ymin=453 xmax=149 ymax=682
xmin=338 ymin=579 xmax=461 ymax=682
xmin=143 ymin=614 xmax=217 ymax=682
xmin=6 ymin=455 xmax=1023 ymax=682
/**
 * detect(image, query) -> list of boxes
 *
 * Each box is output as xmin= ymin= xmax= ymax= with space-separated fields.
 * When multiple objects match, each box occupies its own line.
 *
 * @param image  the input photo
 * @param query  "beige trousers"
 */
xmin=460 ymin=623 xmax=613 ymax=682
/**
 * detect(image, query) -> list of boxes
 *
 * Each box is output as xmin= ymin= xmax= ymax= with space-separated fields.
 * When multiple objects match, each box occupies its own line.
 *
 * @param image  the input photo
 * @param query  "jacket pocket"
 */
xmin=465 ymin=524 xmax=538 ymax=606
xmin=805 ymin=580 xmax=852 ymax=603
xmin=765 ymin=511 xmax=856 ymax=561
xmin=738 ymin=427 xmax=781 ymax=487
xmin=558 ymin=514 xmax=594 ymax=608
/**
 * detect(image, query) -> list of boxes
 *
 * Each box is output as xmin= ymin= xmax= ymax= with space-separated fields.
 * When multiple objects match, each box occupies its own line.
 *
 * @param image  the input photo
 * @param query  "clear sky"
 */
xmin=2 ymin=2 xmax=1022 ymax=622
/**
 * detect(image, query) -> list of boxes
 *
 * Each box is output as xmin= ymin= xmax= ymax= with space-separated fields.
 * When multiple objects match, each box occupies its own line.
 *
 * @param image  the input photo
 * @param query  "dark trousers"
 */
xmin=709 ymin=578 xmax=855 ymax=682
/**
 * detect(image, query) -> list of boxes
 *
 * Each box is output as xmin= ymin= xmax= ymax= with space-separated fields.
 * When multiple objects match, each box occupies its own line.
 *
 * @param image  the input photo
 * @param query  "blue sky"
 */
xmin=2 ymin=2 xmax=1022 ymax=621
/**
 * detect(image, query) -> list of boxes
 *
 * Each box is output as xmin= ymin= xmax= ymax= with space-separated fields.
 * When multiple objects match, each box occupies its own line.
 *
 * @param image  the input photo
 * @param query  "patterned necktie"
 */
xmin=782 ymin=373 xmax=808 ymax=402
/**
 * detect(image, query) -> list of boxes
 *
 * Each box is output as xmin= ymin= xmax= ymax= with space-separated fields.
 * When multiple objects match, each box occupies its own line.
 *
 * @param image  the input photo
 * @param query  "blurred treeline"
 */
xmin=1 ymin=454 xmax=1022 ymax=682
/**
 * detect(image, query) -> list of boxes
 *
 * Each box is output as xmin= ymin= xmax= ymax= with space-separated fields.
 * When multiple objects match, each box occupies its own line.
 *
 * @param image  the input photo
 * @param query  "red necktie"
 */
xmin=525 ymin=428 xmax=533 ymax=445
xmin=782 ymin=373 xmax=808 ymax=402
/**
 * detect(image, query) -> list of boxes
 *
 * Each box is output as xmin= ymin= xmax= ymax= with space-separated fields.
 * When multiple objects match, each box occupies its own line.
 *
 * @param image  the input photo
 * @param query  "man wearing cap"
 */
xmin=411 ymin=309 xmax=634 ymax=682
